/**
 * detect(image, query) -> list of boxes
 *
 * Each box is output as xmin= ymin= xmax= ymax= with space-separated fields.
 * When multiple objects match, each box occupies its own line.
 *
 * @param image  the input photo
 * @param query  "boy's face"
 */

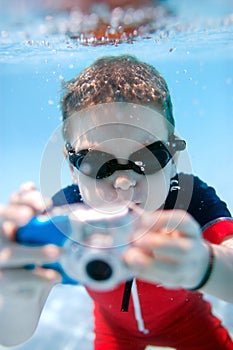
xmin=65 ymin=103 xmax=176 ymax=213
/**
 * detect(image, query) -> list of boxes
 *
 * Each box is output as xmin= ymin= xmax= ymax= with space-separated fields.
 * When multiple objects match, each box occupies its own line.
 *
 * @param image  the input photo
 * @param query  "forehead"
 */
xmin=65 ymin=102 xmax=169 ymax=147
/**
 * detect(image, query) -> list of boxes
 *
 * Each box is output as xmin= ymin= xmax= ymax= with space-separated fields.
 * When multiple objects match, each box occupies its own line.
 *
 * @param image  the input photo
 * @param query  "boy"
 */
xmin=0 ymin=55 xmax=233 ymax=349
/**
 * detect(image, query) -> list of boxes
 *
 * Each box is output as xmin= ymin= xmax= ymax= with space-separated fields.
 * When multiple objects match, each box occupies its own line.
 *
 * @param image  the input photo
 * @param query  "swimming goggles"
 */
xmin=66 ymin=135 xmax=186 ymax=179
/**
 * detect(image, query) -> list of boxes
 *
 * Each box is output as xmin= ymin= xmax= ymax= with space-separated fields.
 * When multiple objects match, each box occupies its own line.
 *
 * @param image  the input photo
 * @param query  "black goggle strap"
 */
xmin=167 ymin=135 xmax=186 ymax=154
xmin=66 ymin=142 xmax=88 ymax=167
xmin=66 ymin=142 xmax=76 ymax=159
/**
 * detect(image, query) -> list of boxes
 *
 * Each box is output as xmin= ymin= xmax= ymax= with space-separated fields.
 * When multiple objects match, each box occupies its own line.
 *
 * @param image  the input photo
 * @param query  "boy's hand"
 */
xmin=123 ymin=210 xmax=210 ymax=290
xmin=0 ymin=183 xmax=61 ymax=346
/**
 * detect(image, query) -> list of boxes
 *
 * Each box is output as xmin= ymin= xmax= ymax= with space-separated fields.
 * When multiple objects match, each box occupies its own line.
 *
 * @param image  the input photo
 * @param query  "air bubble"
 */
xmin=169 ymin=47 xmax=176 ymax=53
xmin=1 ymin=30 xmax=7 ymax=38
xmin=135 ymin=161 xmax=143 ymax=166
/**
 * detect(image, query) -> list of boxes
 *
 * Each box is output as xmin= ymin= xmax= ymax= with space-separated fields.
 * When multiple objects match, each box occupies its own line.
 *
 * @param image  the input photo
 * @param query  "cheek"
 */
xmin=76 ymin=173 xmax=118 ymax=208
xmin=143 ymin=165 xmax=172 ymax=211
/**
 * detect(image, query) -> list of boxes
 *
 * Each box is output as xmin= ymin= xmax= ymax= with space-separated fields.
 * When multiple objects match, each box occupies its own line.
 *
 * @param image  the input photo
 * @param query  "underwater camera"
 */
xmin=16 ymin=205 xmax=137 ymax=291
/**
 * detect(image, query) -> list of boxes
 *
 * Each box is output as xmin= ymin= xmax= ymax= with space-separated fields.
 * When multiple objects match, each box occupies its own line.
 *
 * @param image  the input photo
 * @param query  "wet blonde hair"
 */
xmin=61 ymin=55 xmax=175 ymax=132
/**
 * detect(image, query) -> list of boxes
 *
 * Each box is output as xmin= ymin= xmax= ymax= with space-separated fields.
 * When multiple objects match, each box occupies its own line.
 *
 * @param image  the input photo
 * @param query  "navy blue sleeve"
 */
xmin=185 ymin=175 xmax=231 ymax=227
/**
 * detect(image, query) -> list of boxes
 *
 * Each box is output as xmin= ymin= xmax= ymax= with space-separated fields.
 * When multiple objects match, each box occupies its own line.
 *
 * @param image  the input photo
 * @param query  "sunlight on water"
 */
xmin=0 ymin=0 xmax=233 ymax=63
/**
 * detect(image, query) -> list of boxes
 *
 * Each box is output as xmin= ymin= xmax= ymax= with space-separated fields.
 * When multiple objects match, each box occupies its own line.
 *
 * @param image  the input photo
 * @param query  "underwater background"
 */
xmin=0 ymin=0 xmax=233 ymax=348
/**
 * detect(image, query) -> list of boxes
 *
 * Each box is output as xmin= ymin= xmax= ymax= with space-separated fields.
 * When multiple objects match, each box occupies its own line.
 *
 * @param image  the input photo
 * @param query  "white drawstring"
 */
xmin=131 ymin=279 xmax=149 ymax=335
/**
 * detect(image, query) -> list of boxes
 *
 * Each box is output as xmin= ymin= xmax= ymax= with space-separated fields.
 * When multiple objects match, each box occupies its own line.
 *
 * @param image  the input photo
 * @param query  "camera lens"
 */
xmin=86 ymin=259 xmax=113 ymax=281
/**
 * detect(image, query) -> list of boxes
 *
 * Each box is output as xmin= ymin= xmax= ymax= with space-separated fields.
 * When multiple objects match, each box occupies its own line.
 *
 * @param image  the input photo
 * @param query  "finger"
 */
xmin=157 ymin=210 xmax=201 ymax=238
xmin=123 ymin=246 xmax=154 ymax=269
xmin=132 ymin=234 xmax=194 ymax=261
xmin=136 ymin=259 xmax=184 ymax=287
xmin=123 ymin=246 xmax=184 ymax=286
xmin=33 ymin=266 xmax=62 ymax=283
xmin=1 ymin=221 xmax=17 ymax=241
xmin=135 ymin=210 xmax=201 ymax=240
xmin=0 ymin=204 xmax=35 ymax=227
xmin=0 ymin=268 xmax=61 ymax=295
xmin=19 ymin=182 xmax=37 ymax=192
xmin=10 ymin=191 xmax=52 ymax=213
xmin=0 ymin=243 xmax=61 ymax=268
xmin=152 ymin=235 xmax=196 ymax=259
xmin=124 ymin=242 xmax=179 ymax=271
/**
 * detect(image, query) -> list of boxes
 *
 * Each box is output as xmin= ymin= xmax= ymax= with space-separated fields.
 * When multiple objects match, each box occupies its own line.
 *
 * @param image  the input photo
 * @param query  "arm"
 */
xmin=200 ymin=236 xmax=233 ymax=302
xmin=0 ymin=183 xmax=61 ymax=346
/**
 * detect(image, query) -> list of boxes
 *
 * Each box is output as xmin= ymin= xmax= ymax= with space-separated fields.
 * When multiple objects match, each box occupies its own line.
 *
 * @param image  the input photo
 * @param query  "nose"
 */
xmin=113 ymin=173 xmax=136 ymax=191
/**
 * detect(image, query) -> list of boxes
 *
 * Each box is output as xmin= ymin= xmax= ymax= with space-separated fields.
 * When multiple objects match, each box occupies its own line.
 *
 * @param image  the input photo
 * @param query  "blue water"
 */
xmin=0 ymin=0 xmax=233 ymax=349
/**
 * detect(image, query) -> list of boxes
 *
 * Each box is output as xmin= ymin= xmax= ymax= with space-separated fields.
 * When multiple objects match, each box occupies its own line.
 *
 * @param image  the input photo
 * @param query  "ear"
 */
xmin=63 ymin=146 xmax=79 ymax=184
xmin=63 ymin=145 xmax=69 ymax=160
xmin=171 ymin=152 xmax=180 ymax=178
xmin=173 ymin=152 xmax=180 ymax=165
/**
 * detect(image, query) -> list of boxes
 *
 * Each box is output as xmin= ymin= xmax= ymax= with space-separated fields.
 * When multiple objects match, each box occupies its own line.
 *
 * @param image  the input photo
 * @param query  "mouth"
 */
xmin=130 ymin=201 xmax=143 ymax=209
xmin=133 ymin=202 xmax=141 ymax=206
